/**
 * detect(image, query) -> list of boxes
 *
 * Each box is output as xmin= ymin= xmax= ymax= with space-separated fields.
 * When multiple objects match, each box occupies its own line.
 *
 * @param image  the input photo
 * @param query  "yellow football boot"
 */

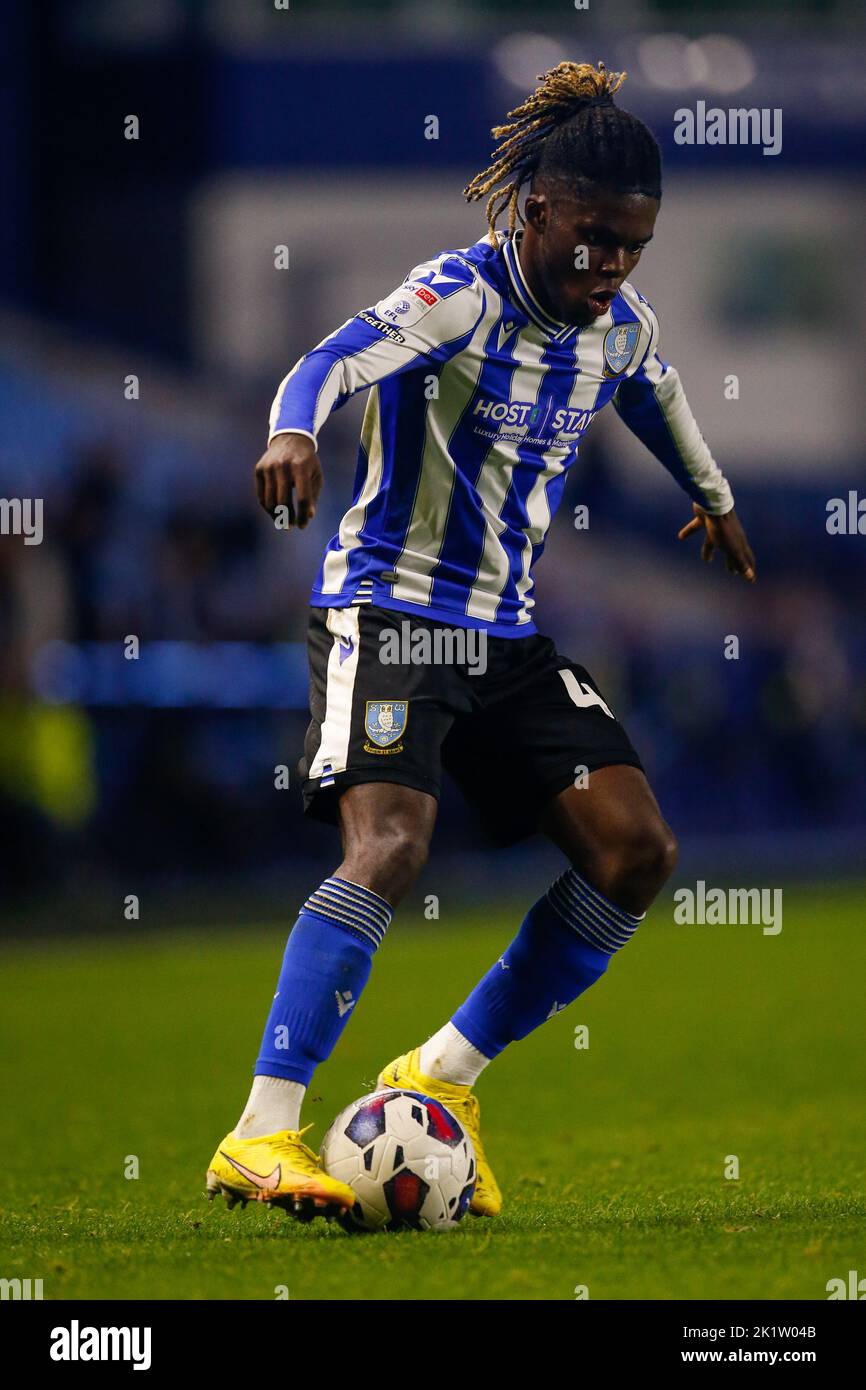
xmin=206 ymin=1126 xmax=355 ymax=1221
xmin=377 ymin=1049 xmax=502 ymax=1217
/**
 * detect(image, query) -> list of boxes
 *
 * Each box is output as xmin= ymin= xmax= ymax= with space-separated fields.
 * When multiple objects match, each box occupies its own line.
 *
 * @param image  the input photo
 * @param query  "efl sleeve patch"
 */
xmin=374 ymin=281 xmax=442 ymax=328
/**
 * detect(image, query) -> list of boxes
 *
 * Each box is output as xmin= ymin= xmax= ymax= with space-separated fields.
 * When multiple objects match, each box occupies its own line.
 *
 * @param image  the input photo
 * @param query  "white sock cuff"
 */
xmin=418 ymin=1022 xmax=490 ymax=1086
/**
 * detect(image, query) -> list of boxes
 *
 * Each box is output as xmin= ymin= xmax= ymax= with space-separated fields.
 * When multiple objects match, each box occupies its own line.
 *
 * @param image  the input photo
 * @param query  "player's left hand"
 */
xmin=677 ymin=504 xmax=756 ymax=582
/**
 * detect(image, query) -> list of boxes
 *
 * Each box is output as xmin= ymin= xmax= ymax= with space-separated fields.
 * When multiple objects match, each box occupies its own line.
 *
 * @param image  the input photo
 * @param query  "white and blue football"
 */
xmin=321 ymin=1089 xmax=476 ymax=1232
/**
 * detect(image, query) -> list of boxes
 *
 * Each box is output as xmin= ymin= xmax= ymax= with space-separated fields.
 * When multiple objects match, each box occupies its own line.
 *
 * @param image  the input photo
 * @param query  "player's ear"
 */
xmin=523 ymin=191 xmax=548 ymax=234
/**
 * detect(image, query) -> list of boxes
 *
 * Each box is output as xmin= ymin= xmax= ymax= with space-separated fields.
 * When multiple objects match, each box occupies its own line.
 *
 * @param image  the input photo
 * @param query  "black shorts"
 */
xmin=300 ymin=604 xmax=643 ymax=845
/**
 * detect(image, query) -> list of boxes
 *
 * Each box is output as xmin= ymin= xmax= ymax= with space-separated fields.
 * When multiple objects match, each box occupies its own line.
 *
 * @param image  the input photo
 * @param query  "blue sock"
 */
xmin=254 ymin=876 xmax=393 ymax=1085
xmin=452 ymin=868 xmax=644 ymax=1059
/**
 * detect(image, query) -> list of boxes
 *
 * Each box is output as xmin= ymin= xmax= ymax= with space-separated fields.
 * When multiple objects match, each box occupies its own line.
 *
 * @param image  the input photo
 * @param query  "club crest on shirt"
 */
xmin=603 ymin=320 xmax=641 ymax=376
xmin=364 ymin=700 xmax=408 ymax=752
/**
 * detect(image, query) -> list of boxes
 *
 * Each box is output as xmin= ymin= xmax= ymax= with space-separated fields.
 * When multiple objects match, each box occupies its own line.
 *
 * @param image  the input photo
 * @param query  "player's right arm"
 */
xmin=254 ymin=255 xmax=486 ymax=527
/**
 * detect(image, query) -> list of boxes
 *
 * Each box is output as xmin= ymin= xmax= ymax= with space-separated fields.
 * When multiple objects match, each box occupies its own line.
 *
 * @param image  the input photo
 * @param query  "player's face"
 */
xmin=522 ymin=185 xmax=659 ymax=328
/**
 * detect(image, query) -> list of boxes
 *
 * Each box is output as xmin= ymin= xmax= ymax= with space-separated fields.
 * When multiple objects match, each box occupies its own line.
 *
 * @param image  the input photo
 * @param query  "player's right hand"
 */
xmin=254 ymin=433 xmax=323 ymax=529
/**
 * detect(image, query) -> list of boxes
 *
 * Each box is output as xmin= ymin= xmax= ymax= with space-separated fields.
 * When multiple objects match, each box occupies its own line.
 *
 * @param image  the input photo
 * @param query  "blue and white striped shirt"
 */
xmin=269 ymin=231 xmax=734 ymax=636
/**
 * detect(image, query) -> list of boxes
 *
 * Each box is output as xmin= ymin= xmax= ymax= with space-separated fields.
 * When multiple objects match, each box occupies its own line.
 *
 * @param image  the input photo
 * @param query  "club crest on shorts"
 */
xmin=603 ymin=320 xmax=640 ymax=376
xmin=364 ymin=700 xmax=408 ymax=750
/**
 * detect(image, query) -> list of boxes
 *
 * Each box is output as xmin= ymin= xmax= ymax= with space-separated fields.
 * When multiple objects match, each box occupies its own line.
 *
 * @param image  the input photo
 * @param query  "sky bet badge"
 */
xmin=603 ymin=320 xmax=640 ymax=377
xmin=364 ymin=700 xmax=408 ymax=754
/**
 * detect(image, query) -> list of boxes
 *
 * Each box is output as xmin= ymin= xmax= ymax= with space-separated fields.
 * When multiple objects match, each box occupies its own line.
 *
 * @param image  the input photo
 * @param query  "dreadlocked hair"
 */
xmin=464 ymin=60 xmax=662 ymax=244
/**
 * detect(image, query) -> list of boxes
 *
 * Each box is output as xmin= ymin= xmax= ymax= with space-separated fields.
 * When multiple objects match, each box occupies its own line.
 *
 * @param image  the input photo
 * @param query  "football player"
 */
xmin=207 ymin=61 xmax=755 ymax=1220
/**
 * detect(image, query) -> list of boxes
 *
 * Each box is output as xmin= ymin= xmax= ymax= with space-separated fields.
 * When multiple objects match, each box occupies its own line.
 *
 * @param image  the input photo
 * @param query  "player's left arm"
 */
xmin=676 ymin=499 xmax=755 ymax=582
xmin=613 ymin=309 xmax=756 ymax=582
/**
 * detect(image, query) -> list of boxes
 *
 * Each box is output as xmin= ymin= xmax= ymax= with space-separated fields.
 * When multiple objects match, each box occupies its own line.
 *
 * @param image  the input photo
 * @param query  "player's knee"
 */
xmin=343 ymin=823 xmax=430 ymax=906
xmin=618 ymin=817 xmax=678 ymax=893
xmin=378 ymin=826 xmax=430 ymax=904
xmin=585 ymin=815 xmax=677 ymax=911
xmin=385 ymin=824 xmax=430 ymax=887
xmin=660 ymin=828 xmax=679 ymax=882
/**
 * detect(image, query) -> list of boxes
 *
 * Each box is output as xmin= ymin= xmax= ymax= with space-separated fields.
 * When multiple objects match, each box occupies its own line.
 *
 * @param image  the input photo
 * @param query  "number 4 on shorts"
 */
xmin=558 ymin=669 xmax=615 ymax=720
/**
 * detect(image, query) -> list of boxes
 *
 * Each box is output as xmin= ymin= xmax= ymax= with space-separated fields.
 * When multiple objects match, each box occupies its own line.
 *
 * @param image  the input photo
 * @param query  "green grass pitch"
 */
xmin=1 ymin=882 xmax=864 ymax=1300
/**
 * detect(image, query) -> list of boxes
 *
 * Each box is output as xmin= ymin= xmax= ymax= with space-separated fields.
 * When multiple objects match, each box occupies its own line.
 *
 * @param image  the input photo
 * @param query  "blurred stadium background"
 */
xmin=2 ymin=0 xmax=865 ymax=932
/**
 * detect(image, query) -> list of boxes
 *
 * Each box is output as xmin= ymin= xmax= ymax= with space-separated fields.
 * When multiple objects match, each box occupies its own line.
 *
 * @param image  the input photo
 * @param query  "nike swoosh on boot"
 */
xmin=220 ymin=1152 xmax=282 ymax=1191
